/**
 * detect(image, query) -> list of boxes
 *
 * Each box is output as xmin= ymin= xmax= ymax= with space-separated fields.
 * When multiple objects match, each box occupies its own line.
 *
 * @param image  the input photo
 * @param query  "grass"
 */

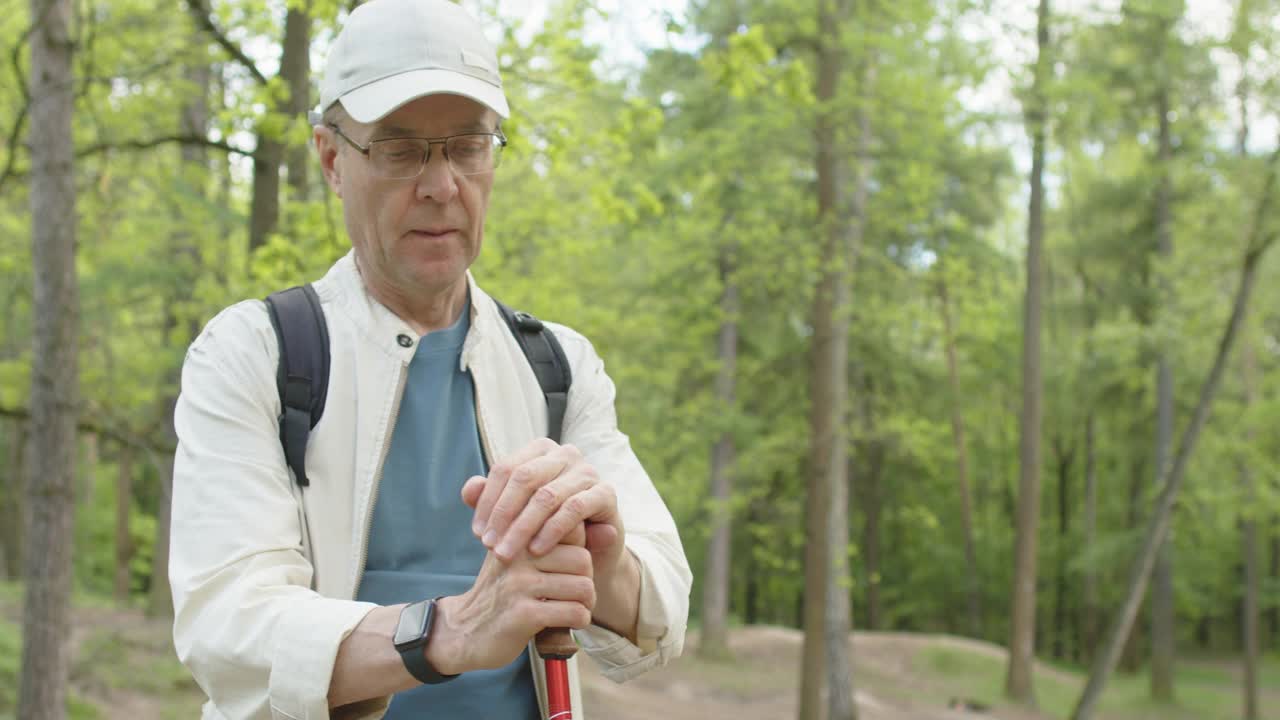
xmin=0 ymin=582 xmax=202 ymax=720
xmin=918 ymin=645 xmax=1280 ymax=720
xmin=0 ymin=614 xmax=100 ymax=720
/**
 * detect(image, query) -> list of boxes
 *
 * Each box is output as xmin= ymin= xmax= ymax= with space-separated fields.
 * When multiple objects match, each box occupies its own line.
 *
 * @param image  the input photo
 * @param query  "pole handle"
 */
xmin=536 ymin=627 xmax=578 ymax=660
xmin=535 ymin=522 xmax=585 ymax=660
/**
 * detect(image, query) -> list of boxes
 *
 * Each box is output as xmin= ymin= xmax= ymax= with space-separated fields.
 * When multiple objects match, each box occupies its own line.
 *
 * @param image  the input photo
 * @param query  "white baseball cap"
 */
xmin=319 ymin=0 xmax=509 ymax=123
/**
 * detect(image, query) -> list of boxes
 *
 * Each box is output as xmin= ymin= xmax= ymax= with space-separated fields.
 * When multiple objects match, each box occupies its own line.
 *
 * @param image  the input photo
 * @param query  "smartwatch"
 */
xmin=393 ymin=597 xmax=460 ymax=685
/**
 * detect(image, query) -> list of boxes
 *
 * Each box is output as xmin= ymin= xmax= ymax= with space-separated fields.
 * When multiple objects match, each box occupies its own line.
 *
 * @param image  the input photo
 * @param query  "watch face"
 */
xmin=394 ymin=600 xmax=431 ymax=649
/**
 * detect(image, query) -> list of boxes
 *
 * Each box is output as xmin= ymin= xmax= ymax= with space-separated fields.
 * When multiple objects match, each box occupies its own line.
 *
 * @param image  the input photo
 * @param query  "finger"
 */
xmin=473 ymin=438 xmax=558 ymax=536
xmin=530 ymin=483 xmax=618 ymax=556
xmin=495 ymin=467 xmax=596 ymax=560
xmin=461 ymin=475 xmax=486 ymax=513
xmin=483 ymin=451 xmax=572 ymax=550
xmin=531 ymin=572 xmax=596 ymax=610
xmin=530 ymin=542 xmax=593 ymax=578
xmin=563 ymin=521 xmax=587 ymax=549
xmin=530 ymin=599 xmax=593 ymax=631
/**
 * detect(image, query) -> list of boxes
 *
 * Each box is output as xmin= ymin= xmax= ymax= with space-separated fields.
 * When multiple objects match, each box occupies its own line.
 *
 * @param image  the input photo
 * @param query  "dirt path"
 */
xmin=578 ymin=627 xmax=1050 ymax=720
xmin=8 ymin=599 xmax=1269 ymax=720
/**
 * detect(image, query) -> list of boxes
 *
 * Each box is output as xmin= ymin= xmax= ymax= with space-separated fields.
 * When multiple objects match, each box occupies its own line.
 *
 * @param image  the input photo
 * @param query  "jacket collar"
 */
xmin=316 ymin=250 xmax=500 ymax=369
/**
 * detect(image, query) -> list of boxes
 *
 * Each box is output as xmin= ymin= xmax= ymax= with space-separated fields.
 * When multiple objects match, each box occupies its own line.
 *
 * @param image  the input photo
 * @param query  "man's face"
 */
xmin=316 ymin=94 xmax=498 ymax=305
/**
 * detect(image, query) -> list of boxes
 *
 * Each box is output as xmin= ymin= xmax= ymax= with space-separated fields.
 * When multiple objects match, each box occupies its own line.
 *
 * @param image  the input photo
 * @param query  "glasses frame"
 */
xmin=326 ymin=123 xmax=508 ymax=178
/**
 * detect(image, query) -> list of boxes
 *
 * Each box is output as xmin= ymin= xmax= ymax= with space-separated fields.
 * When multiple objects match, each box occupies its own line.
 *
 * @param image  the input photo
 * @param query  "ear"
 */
xmin=314 ymin=125 xmax=343 ymax=197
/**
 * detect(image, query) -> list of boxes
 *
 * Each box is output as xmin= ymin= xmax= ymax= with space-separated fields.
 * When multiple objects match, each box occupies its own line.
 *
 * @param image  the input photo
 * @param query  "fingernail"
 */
xmin=472 ymin=521 xmax=483 ymax=537
xmin=482 ymin=529 xmax=498 ymax=547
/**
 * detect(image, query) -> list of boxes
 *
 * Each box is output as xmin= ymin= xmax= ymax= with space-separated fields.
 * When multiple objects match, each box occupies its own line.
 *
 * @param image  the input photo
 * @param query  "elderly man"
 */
xmin=168 ymin=0 xmax=691 ymax=718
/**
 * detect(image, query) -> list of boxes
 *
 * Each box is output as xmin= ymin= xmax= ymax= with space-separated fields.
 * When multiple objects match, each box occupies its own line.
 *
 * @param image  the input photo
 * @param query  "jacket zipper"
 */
xmin=351 ymin=360 xmax=409 ymax=599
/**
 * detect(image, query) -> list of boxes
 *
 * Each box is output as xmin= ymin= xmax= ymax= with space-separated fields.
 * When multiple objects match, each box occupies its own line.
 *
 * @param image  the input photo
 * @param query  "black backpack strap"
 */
xmin=264 ymin=284 xmax=330 ymax=487
xmin=495 ymin=301 xmax=572 ymax=443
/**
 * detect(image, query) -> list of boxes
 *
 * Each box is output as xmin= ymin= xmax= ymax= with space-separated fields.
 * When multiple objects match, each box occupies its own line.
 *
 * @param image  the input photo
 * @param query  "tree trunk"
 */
xmin=18 ymin=0 xmax=79 ymax=715
xmin=858 ymin=436 xmax=884 ymax=633
xmin=149 ymin=60 xmax=210 ymax=618
xmin=249 ymin=3 xmax=312 ymax=250
xmin=1006 ymin=0 xmax=1049 ymax=705
xmin=853 ymin=373 xmax=884 ymax=633
xmin=1271 ymin=527 xmax=1279 ymax=652
xmin=1196 ymin=615 xmax=1212 ymax=651
xmin=745 ymin=517 xmax=758 ymax=626
xmin=1080 ymin=275 xmax=1099 ymax=663
xmin=1240 ymin=332 xmax=1259 ymax=720
xmin=1120 ymin=446 xmax=1146 ymax=673
xmin=1234 ymin=50 xmax=1260 ymax=718
xmin=80 ymin=431 xmax=98 ymax=509
xmin=249 ymin=145 xmax=283 ymax=252
xmin=282 ymin=3 xmax=312 ymax=202
xmin=149 ymin=453 xmax=174 ymax=617
xmin=1053 ymin=439 xmax=1073 ymax=662
xmin=1 ymin=419 xmax=26 ymax=580
xmin=1069 ymin=141 xmax=1280 ymax=720
xmin=699 ymin=247 xmax=739 ymax=661
xmin=800 ymin=1 xmax=857 ymax=717
xmin=939 ymin=275 xmax=982 ymax=638
xmin=114 ymin=445 xmax=135 ymax=604
xmin=214 ymin=65 xmax=235 ymax=283
xmin=1149 ymin=81 xmax=1176 ymax=705
xmin=1082 ymin=409 xmax=1098 ymax=661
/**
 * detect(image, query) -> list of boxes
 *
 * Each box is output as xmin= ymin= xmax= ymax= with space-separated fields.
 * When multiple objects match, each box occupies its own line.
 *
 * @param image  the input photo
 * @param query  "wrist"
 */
xmin=592 ymin=549 xmax=641 ymax=642
xmin=424 ymin=595 xmax=469 ymax=676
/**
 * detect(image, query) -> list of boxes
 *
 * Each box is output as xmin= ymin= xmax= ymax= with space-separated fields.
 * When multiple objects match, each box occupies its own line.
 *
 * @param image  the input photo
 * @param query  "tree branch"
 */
xmin=0 ymin=104 xmax=29 ymax=194
xmin=185 ymin=0 xmax=268 ymax=86
xmin=2 ymin=136 xmax=253 ymax=186
xmin=77 ymin=134 xmax=253 ymax=158
xmin=0 ymin=12 xmax=36 ymax=194
xmin=0 ymin=405 xmax=175 ymax=455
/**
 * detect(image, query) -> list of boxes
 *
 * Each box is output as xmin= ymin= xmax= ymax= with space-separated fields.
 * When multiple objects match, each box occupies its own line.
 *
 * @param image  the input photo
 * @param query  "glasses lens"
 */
xmin=367 ymin=135 xmax=503 ymax=178
xmin=448 ymin=134 xmax=501 ymax=175
xmin=370 ymin=139 xmax=429 ymax=179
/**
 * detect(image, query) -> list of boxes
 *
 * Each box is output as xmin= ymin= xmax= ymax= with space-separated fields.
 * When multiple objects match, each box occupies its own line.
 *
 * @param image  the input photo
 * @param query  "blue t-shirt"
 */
xmin=356 ymin=300 xmax=539 ymax=719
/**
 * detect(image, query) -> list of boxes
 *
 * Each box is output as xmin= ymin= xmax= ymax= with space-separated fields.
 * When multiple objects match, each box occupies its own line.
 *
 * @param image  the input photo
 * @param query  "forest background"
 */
xmin=1 ymin=0 xmax=1279 ymax=718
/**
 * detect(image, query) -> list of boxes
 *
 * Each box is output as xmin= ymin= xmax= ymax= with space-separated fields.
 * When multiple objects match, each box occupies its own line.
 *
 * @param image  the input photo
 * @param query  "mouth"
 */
xmin=408 ymin=227 xmax=460 ymax=239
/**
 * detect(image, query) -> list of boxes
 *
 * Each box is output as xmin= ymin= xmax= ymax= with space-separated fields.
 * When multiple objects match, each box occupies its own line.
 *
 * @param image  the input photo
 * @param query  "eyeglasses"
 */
xmin=328 ymin=124 xmax=507 ymax=178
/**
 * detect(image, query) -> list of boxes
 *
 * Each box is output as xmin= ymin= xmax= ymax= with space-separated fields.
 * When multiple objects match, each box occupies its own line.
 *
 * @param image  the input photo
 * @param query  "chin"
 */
xmin=403 ymin=264 xmax=467 ymax=294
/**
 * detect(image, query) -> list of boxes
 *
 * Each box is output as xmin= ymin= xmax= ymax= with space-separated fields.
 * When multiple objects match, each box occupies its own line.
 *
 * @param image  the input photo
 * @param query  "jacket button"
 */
xmin=396 ymin=334 xmax=413 ymax=348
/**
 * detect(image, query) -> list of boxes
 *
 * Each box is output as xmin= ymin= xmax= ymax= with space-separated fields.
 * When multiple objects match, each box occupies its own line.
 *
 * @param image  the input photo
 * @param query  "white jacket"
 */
xmin=170 ymin=252 xmax=691 ymax=720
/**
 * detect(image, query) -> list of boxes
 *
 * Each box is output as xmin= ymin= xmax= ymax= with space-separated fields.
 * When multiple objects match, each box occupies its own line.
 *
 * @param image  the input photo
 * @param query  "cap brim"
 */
xmin=340 ymin=68 xmax=510 ymax=123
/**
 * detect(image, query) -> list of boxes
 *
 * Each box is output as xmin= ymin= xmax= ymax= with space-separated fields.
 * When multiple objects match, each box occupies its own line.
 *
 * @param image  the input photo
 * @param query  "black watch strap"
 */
xmin=400 ymin=643 xmax=458 ymax=685
xmin=396 ymin=598 xmax=460 ymax=685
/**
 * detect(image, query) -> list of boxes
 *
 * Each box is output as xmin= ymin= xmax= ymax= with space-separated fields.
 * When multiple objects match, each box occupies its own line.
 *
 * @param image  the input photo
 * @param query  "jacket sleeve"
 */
xmin=170 ymin=301 xmax=387 ymax=720
xmin=552 ymin=325 xmax=692 ymax=683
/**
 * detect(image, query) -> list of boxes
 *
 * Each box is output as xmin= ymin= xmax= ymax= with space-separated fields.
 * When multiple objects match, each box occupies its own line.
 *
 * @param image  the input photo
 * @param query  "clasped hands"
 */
xmin=432 ymin=438 xmax=637 ymax=673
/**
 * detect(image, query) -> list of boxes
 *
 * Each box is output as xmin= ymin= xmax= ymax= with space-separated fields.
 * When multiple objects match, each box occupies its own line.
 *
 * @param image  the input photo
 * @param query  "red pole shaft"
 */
xmin=545 ymin=657 xmax=572 ymax=719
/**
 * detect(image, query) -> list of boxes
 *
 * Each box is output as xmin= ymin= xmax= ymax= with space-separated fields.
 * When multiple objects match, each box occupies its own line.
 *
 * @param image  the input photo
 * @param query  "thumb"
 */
xmin=584 ymin=522 xmax=619 ymax=556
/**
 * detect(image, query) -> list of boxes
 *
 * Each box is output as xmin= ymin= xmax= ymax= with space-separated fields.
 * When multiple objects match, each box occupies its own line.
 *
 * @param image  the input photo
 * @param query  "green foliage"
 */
xmin=0 ymin=616 xmax=100 ymax=720
xmin=3 ymin=0 xmax=1280 ymax=714
xmin=919 ymin=644 xmax=1280 ymax=720
xmin=0 ymin=617 xmax=18 ymax=715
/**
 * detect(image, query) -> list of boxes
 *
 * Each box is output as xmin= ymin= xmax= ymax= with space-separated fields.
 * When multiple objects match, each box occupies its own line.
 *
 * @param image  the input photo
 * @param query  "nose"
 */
xmin=414 ymin=150 xmax=458 ymax=203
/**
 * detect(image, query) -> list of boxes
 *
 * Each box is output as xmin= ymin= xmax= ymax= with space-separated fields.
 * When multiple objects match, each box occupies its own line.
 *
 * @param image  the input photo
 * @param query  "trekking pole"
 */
xmin=533 ymin=521 xmax=585 ymax=719
xmin=535 ymin=627 xmax=576 ymax=719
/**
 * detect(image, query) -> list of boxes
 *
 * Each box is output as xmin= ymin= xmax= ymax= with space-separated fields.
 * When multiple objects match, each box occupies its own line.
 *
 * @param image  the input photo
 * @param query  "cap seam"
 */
xmin=335 ymin=64 xmax=500 ymax=99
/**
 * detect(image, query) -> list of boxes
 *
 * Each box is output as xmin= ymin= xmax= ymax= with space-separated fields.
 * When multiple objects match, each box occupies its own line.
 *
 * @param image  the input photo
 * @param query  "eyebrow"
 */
xmin=373 ymin=122 xmax=497 ymax=138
